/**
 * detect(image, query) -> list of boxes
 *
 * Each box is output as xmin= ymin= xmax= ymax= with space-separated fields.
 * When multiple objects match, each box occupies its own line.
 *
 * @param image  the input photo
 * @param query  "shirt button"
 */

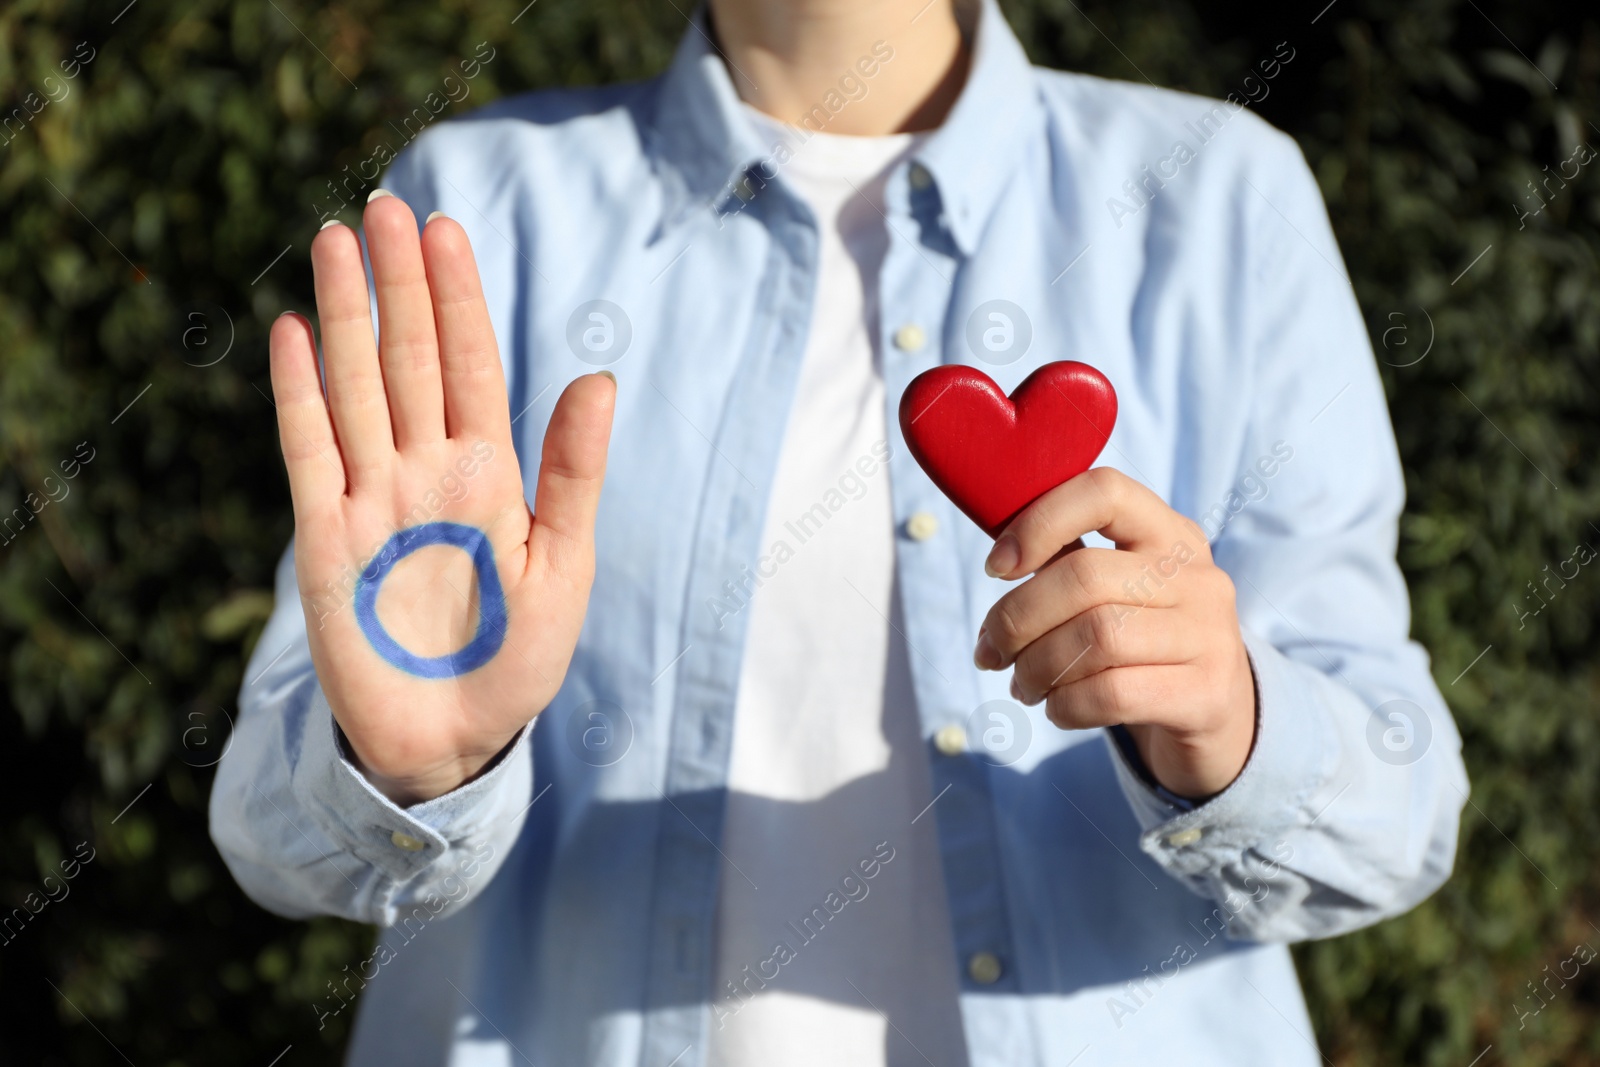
xmin=934 ymin=724 xmax=967 ymax=756
xmin=390 ymin=830 xmax=426 ymax=852
xmin=1166 ymin=826 xmax=1203 ymax=848
xmin=893 ymin=324 xmax=926 ymax=352
xmin=909 ymin=163 xmax=933 ymax=190
xmin=967 ymin=951 xmax=1003 ymax=985
xmin=905 ymin=511 xmax=939 ymax=541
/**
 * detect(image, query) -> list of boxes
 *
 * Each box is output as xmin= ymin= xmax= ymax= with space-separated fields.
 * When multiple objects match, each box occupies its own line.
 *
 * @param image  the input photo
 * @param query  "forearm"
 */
xmin=207 ymin=547 xmax=535 ymax=925
xmin=1109 ymin=630 xmax=1467 ymax=942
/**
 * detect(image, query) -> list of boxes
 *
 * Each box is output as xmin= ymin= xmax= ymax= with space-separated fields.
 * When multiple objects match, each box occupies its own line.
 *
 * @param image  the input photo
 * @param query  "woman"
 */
xmin=210 ymin=0 xmax=1466 ymax=1062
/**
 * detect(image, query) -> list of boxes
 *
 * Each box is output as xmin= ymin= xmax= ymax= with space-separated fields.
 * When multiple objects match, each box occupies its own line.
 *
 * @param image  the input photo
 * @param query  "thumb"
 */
xmin=528 ymin=372 xmax=616 ymax=576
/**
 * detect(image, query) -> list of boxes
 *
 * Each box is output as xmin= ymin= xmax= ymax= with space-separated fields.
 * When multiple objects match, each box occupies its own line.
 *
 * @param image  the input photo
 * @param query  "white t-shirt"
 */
xmin=707 ymin=110 xmax=970 ymax=1066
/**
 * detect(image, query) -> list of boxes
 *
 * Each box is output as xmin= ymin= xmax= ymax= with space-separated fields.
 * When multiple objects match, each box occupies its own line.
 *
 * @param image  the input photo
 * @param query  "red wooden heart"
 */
xmin=898 ymin=361 xmax=1118 ymax=538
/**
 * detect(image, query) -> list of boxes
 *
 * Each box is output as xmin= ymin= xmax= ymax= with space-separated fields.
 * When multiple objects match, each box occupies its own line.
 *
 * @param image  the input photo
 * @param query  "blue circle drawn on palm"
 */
xmin=355 ymin=522 xmax=507 ymax=679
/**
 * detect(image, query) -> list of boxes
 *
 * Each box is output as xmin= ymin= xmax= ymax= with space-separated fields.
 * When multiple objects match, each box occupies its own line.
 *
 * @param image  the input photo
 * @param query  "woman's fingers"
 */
xmin=421 ymin=213 xmax=509 ymax=442
xmin=312 ymin=221 xmax=393 ymax=487
xmin=1043 ymin=665 xmax=1189 ymax=731
xmin=986 ymin=467 xmax=1210 ymax=580
xmin=528 ymin=373 xmax=617 ymax=585
xmin=268 ymin=312 xmax=344 ymax=518
xmin=1009 ymin=605 xmax=1198 ymax=704
xmin=976 ymin=546 xmax=1185 ymax=670
xmin=365 ymin=192 xmax=446 ymax=448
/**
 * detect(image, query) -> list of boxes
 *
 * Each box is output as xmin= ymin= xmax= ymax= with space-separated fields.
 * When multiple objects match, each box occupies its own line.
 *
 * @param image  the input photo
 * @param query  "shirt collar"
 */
xmin=914 ymin=0 xmax=1043 ymax=254
xmin=647 ymin=0 xmax=1042 ymax=254
xmin=647 ymin=16 xmax=773 ymax=235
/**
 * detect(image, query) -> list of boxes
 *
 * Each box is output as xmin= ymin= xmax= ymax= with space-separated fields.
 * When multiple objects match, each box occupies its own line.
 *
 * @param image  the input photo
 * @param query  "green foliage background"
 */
xmin=0 ymin=0 xmax=1595 ymax=1062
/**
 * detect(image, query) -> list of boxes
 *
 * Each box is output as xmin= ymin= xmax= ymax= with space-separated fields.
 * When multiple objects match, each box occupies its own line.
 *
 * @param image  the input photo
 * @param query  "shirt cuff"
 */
xmin=1106 ymin=628 xmax=1339 ymax=879
xmin=290 ymin=685 xmax=534 ymax=883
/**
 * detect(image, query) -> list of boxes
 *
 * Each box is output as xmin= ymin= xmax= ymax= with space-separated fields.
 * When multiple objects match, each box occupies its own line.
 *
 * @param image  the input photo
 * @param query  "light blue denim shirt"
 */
xmin=210 ymin=2 xmax=1468 ymax=1063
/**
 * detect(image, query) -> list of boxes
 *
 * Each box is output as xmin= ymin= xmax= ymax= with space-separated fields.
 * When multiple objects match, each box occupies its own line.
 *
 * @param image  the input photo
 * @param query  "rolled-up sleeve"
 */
xmin=1107 ymin=128 xmax=1469 ymax=942
xmin=208 ymin=543 xmax=534 ymax=925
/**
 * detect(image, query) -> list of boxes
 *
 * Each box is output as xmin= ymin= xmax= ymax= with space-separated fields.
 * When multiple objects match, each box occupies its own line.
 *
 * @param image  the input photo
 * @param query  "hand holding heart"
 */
xmin=899 ymin=362 xmax=1255 ymax=800
xmin=973 ymin=468 xmax=1258 ymax=800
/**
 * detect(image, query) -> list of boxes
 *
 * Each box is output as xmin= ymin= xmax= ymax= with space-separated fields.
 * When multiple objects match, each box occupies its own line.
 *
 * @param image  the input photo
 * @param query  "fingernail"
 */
xmin=985 ymin=535 xmax=1019 ymax=579
xmin=425 ymin=210 xmax=445 ymax=224
xmin=319 ymin=218 xmax=343 ymax=230
xmin=973 ymin=630 xmax=1000 ymax=671
xmin=367 ymin=188 xmax=394 ymax=203
xmin=596 ymin=370 xmax=616 ymax=385
xmin=1009 ymin=676 xmax=1025 ymax=703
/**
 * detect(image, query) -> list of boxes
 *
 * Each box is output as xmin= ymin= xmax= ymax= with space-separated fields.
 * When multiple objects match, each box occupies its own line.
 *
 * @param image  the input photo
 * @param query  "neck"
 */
xmin=706 ymin=0 xmax=970 ymax=135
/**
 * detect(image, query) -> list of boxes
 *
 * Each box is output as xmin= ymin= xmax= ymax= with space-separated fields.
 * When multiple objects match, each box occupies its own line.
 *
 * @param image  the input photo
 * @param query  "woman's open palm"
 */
xmin=269 ymin=192 xmax=614 ymax=804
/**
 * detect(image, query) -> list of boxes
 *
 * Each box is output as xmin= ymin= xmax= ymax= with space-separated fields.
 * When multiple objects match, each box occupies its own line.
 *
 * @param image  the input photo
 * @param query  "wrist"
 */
xmin=339 ymin=726 xmax=522 ymax=806
xmin=1133 ymin=645 xmax=1259 ymax=800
